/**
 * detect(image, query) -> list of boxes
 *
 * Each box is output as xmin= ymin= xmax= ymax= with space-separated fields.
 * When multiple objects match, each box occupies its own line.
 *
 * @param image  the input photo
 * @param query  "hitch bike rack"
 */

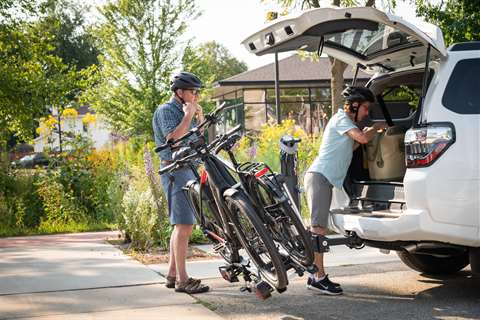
xmin=218 ymin=261 xmax=275 ymax=300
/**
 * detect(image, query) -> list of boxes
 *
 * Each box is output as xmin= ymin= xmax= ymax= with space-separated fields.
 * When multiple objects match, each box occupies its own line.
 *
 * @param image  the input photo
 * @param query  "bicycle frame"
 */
xmin=180 ymin=140 xmax=249 ymax=265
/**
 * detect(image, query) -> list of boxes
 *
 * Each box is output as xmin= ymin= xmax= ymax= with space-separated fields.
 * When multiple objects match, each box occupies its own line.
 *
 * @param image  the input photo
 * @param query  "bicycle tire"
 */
xmin=225 ymin=190 xmax=288 ymax=291
xmin=186 ymin=182 xmax=239 ymax=264
xmin=251 ymin=174 xmax=314 ymax=267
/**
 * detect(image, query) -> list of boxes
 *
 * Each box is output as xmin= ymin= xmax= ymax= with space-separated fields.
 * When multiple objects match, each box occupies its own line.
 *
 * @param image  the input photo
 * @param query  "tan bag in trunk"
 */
xmin=366 ymin=126 xmax=406 ymax=181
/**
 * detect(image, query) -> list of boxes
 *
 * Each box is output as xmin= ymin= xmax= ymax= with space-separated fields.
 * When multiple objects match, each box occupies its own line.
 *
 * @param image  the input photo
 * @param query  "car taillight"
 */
xmin=404 ymin=123 xmax=455 ymax=168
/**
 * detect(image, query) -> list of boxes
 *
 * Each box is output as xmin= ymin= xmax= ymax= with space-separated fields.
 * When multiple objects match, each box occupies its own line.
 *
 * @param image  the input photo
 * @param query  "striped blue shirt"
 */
xmin=152 ymin=98 xmax=196 ymax=161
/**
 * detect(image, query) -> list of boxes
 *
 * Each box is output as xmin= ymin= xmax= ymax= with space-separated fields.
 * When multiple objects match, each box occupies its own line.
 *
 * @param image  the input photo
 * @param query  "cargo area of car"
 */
xmin=338 ymin=69 xmax=427 ymax=218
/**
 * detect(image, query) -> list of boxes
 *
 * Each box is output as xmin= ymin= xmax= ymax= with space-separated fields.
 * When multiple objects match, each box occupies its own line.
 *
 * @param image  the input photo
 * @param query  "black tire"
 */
xmin=225 ymin=190 xmax=288 ymax=291
xmin=186 ymin=182 xmax=238 ymax=263
xmin=397 ymin=251 xmax=470 ymax=275
xmin=251 ymin=174 xmax=314 ymax=267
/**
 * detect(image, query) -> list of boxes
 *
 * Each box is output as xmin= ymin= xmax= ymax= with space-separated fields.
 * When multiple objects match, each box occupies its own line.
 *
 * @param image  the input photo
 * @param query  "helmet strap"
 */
xmin=348 ymin=102 xmax=360 ymax=123
xmin=174 ymin=91 xmax=185 ymax=105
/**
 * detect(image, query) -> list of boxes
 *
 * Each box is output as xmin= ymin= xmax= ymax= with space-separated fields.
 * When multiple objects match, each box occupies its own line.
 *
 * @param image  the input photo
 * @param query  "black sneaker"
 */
xmin=306 ymin=275 xmax=343 ymax=295
xmin=307 ymin=275 xmax=340 ymax=287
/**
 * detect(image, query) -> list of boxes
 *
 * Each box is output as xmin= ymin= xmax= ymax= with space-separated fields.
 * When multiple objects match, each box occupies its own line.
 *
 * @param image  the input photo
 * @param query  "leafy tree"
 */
xmin=0 ymin=1 xmax=94 ymax=154
xmin=0 ymin=2 xmax=57 ymax=151
xmin=182 ymin=41 xmax=248 ymax=113
xmin=84 ymin=0 xmax=199 ymax=138
xmin=415 ymin=0 xmax=480 ymax=45
xmin=0 ymin=0 xmax=36 ymax=22
xmin=39 ymin=0 xmax=100 ymax=70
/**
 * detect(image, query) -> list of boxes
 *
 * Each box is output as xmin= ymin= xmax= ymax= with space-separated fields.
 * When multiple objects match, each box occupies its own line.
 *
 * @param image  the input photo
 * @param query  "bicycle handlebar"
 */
xmin=154 ymin=102 xmax=227 ymax=154
xmin=212 ymin=125 xmax=242 ymax=154
xmin=158 ymin=151 xmax=200 ymax=175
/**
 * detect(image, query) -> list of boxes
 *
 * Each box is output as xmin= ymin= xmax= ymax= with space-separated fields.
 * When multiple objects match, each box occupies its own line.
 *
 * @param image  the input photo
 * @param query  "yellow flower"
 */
xmin=62 ymin=107 xmax=78 ymax=119
xmin=43 ymin=115 xmax=58 ymax=130
xmin=82 ymin=113 xmax=96 ymax=125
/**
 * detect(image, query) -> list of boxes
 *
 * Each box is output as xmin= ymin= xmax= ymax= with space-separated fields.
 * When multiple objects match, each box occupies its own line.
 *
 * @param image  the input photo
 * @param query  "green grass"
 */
xmin=0 ymin=222 xmax=117 ymax=238
xmin=194 ymin=299 xmax=217 ymax=311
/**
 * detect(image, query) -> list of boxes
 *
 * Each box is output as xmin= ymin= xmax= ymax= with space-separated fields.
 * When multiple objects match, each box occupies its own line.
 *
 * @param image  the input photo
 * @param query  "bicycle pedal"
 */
xmin=254 ymin=281 xmax=273 ymax=300
xmin=218 ymin=266 xmax=239 ymax=283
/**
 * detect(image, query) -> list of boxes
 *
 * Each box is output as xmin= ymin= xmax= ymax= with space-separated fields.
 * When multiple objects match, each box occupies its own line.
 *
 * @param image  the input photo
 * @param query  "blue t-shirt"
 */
xmin=307 ymin=109 xmax=357 ymax=189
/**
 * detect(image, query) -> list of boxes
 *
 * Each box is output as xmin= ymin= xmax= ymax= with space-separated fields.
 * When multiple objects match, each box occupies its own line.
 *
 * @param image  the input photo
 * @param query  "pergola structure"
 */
xmin=212 ymin=54 xmax=369 ymax=135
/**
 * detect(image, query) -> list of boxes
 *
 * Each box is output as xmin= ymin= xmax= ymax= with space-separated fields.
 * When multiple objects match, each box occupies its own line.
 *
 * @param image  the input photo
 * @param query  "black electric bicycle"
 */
xmin=208 ymin=139 xmax=315 ymax=269
xmin=156 ymin=104 xmax=289 ymax=295
xmin=239 ymin=163 xmax=315 ymax=268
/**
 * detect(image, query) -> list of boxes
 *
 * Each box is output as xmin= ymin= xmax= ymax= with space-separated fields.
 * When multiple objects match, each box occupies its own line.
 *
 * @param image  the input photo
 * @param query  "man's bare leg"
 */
xmin=173 ymin=224 xmax=194 ymax=283
xmin=167 ymin=227 xmax=176 ymax=279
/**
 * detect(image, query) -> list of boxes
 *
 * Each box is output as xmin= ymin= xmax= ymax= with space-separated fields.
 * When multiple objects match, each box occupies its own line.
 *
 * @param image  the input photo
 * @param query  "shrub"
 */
xmin=116 ymin=147 xmax=171 ymax=251
xmin=233 ymin=119 xmax=322 ymax=219
xmin=0 ymin=168 xmax=45 ymax=235
xmin=36 ymin=174 xmax=89 ymax=233
xmin=121 ymin=185 xmax=159 ymax=251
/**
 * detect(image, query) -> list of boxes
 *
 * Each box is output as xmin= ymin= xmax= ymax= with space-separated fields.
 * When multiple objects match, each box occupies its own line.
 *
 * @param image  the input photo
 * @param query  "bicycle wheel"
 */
xmin=225 ymin=190 xmax=288 ymax=291
xmin=251 ymin=174 xmax=314 ymax=267
xmin=186 ymin=182 xmax=238 ymax=264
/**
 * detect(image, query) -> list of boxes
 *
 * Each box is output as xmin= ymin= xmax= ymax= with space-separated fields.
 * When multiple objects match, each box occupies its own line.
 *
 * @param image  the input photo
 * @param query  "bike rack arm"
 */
xmin=311 ymin=232 xmax=364 ymax=253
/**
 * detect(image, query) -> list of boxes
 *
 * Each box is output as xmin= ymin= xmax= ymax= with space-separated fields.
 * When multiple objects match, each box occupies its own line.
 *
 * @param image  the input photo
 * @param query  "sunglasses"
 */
xmin=185 ymin=89 xmax=200 ymax=96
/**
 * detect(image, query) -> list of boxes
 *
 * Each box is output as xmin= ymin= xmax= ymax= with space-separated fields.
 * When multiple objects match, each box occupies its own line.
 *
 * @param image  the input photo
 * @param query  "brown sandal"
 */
xmin=175 ymin=278 xmax=209 ymax=294
xmin=165 ymin=275 xmax=176 ymax=289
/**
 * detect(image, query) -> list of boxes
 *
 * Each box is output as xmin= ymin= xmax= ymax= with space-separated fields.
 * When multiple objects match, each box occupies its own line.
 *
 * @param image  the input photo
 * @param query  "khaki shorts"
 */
xmin=304 ymin=172 xmax=333 ymax=228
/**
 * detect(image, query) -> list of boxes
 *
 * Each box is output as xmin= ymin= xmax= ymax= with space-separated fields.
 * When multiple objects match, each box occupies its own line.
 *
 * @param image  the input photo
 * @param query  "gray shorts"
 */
xmin=304 ymin=172 xmax=333 ymax=228
xmin=160 ymin=167 xmax=197 ymax=225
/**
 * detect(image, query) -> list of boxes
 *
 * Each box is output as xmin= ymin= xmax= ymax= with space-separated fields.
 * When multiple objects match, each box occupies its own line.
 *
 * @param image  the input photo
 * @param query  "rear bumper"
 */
xmin=331 ymin=209 xmax=480 ymax=247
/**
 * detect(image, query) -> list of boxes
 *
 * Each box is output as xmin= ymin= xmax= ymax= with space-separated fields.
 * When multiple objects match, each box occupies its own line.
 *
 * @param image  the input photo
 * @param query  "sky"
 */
xmin=91 ymin=0 xmax=429 ymax=70
xmin=186 ymin=0 xmax=424 ymax=70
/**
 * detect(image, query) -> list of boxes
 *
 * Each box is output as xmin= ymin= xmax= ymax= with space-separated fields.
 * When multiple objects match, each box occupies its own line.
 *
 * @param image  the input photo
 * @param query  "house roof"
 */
xmin=78 ymin=105 xmax=95 ymax=115
xmin=213 ymin=54 xmax=369 ymax=98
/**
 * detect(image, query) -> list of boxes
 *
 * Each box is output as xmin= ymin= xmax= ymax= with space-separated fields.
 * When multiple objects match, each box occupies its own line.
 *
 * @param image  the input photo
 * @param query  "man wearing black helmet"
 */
xmin=152 ymin=71 xmax=209 ymax=294
xmin=304 ymin=86 xmax=387 ymax=295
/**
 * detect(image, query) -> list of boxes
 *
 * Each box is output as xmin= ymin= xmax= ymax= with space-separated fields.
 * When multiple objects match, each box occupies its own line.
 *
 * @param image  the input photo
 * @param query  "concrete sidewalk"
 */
xmin=0 ymin=231 xmax=222 ymax=320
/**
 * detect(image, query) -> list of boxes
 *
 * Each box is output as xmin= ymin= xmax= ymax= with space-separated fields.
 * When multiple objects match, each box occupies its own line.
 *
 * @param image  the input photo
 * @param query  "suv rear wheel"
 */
xmin=397 ymin=251 xmax=469 ymax=275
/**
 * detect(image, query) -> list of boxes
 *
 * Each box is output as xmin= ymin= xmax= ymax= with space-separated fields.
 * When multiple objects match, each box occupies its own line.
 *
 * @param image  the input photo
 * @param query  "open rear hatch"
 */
xmin=242 ymin=6 xmax=446 ymax=74
xmin=242 ymin=7 xmax=445 ymax=218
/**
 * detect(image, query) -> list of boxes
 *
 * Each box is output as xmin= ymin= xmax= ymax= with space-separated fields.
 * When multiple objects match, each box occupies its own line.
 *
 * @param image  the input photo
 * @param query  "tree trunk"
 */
xmin=326 ymin=0 xmax=375 ymax=115
xmin=329 ymin=56 xmax=347 ymax=115
xmin=0 ymin=129 xmax=9 ymax=174
xmin=327 ymin=0 xmax=347 ymax=116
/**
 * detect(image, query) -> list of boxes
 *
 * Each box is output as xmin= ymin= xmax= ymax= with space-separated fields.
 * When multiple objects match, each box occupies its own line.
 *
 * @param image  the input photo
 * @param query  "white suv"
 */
xmin=243 ymin=7 xmax=480 ymax=275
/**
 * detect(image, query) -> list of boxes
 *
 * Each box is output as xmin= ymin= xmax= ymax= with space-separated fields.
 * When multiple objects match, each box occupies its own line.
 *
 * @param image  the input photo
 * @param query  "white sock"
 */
xmin=315 ymin=275 xmax=326 ymax=281
xmin=309 ymin=274 xmax=326 ymax=281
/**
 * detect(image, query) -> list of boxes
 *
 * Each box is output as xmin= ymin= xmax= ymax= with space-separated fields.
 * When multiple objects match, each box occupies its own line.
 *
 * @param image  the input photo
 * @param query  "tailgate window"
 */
xmin=320 ymin=22 xmax=419 ymax=59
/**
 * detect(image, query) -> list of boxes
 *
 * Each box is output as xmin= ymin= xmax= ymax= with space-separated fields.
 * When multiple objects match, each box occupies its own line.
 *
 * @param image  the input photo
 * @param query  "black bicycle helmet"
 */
xmin=342 ymin=86 xmax=375 ymax=104
xmin=170 ymin=71 xmax=203 ymax=91
xmin=342 ymin=86 xmax=375 ymax=122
